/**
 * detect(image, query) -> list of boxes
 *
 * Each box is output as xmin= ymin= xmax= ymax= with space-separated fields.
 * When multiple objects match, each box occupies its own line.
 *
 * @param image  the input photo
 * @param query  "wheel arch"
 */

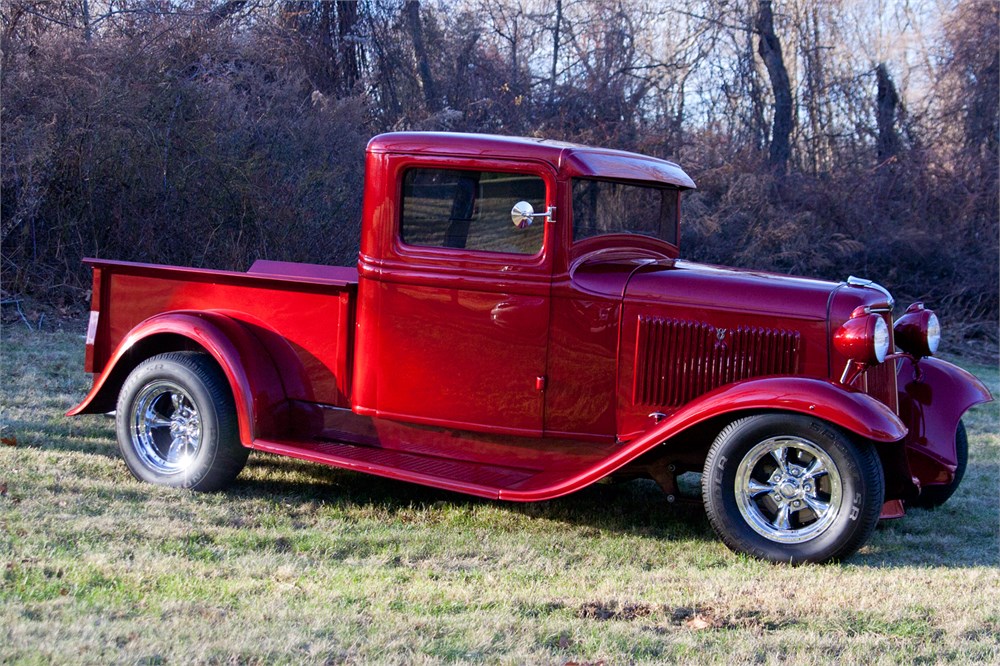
xmin=898 ymin=356 xmax=993 ymax=491
xmin=67 ymin=311 xmax=287 ymax=444
xmin=619 ymin=376 xmax=909 ymax=504
xmin=625 ymin=405 xmax=902 ymax=494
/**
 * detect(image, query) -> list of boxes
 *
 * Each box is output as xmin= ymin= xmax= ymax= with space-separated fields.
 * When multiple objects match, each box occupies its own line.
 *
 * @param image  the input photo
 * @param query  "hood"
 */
xmin=625 ymin=260 xmax=841 ymax=322
xmin=614 ymin=259 xmax=897 ymax=436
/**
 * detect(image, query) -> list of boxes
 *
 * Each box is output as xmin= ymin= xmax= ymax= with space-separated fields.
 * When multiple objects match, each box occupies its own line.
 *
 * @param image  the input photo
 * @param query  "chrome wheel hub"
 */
xmin=130 ymin=381 xmax=202 ymax=475
xmin=735 ymin=436 xmax=842 ymax=544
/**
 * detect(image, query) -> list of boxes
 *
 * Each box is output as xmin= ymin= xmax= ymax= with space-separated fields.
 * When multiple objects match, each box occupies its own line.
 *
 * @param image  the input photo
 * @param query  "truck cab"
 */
xmin=353 ymin=133 xmax=692 ymax=439
xmin=69 ymin=132 xmax=991 ymax=564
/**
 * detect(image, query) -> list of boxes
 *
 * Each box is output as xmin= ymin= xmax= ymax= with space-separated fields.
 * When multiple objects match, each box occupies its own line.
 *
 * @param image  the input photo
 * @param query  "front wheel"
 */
xmin=702 ymin=414 xmax=884 ymax=564
xmin=115 ymin=352 xmax=249 ymax=491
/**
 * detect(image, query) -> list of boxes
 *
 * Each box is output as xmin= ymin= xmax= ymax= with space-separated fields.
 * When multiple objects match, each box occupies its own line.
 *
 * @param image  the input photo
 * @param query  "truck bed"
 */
xmin=82 ymin=257 xmax=358 ymax=409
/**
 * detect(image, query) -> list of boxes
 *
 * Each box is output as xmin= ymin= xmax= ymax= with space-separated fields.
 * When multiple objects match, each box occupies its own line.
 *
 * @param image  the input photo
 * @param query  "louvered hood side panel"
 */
xmin=633 ymin=315 xmax=802 ymax=408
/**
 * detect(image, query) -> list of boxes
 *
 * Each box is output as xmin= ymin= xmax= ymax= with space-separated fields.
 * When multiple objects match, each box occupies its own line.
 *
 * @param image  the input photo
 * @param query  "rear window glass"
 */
xmin=401 ymin=169 xmax=545 ymax=255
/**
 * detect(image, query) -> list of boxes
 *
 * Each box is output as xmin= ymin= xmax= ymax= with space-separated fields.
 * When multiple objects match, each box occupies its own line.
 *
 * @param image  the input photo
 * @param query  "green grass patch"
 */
xmin=2 ymin=322 xmax=998 ymax=663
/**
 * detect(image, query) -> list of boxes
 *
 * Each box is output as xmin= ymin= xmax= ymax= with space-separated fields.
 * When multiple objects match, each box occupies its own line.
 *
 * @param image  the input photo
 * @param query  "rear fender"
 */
xmin=66 ymin=311 xmax=287 ymax=444
xmin=898 ymin=356 xmax=993 ymax=488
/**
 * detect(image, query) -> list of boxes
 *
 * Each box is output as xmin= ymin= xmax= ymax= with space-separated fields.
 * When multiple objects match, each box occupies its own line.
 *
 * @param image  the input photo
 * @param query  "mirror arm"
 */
xmin=526 ymin=206 xmax=556 ymax=222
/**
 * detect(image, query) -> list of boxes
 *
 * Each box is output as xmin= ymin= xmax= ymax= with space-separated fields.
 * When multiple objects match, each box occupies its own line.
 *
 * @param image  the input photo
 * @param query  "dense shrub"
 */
xmin=1 ymin=1 xmax=996 ymax=345
xmin=2 ymin=26 xmax=368 ymax=304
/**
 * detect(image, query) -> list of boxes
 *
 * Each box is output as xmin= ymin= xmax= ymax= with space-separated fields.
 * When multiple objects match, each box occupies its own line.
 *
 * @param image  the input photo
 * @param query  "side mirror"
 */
xmin=511 ymin=201 xmax=556 ymax=229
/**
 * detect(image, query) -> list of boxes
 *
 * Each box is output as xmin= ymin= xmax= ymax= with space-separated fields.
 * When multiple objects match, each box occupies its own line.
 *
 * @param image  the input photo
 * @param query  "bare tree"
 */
xmin=755 ymin=0 xmax=792 ymax=173
xmin=404 ymin=0 xmax=440 ymax=112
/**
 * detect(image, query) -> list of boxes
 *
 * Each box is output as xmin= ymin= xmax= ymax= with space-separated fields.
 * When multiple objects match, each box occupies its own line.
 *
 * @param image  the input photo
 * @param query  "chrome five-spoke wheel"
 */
xmin=130 ymin=381 xmax=203 ymax=475
xmin=735 ymin=436 xmax=842 ymax=544
xmin=116 ymin=352 xmax=248 ymax=491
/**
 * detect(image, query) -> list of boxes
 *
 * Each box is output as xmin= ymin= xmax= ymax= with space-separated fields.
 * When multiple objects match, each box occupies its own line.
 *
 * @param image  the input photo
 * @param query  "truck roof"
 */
xmin=367 ymin=132 xmax=696 ymax=190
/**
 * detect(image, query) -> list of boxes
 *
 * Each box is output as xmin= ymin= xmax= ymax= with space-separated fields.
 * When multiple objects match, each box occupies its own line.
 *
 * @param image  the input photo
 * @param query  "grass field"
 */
xmin=2 ymin=321 xmax=998 ymax=664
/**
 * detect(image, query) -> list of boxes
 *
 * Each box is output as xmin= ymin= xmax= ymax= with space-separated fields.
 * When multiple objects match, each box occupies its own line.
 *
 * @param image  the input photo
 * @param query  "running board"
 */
xmin=251 ymin=438 xmax=546 ymax=499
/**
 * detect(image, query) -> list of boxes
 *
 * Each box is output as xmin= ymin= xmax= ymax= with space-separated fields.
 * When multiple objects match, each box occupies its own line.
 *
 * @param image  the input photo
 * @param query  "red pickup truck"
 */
xmin=69 ymin=132 xmax=991 ymax=563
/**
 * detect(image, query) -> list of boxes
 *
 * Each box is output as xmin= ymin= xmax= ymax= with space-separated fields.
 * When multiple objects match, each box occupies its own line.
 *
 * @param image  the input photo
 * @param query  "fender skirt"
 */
xmin=66 ymin=311 xmax=287 ymax=445
xmin=897 ymin=356 xmax=993 ymax=489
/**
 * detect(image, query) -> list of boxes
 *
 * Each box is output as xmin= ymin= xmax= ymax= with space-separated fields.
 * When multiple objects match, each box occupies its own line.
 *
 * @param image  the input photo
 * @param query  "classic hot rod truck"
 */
xmin=69 ymin=132 xmax=991 ymax=563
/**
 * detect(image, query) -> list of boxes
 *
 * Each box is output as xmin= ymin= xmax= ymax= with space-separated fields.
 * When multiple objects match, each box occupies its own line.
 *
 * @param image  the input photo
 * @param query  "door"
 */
xmin=361 ymin=156 xmax=555 ymax=436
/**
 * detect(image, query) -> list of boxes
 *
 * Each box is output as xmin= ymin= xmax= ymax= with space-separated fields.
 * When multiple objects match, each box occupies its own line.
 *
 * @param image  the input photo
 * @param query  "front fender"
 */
xmin=67 ymin=311 xmax=287 ymax=445
xmin=898 ymin=356 xmax=993 ymax=488
xmin=500 ymin=376 xmax=905 ymax=501
xmin=636 ymin=376 xmax=908 ymax=445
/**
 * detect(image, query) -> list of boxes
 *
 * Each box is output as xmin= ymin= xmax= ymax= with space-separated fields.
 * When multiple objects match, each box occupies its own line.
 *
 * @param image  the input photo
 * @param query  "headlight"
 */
xmin=893 ymin=302 xmax=941 ymax=359
xmin=834 ymin=312 xmax=890 ymax=365
xmin=873 ymin=316 xmax=890 ymax=362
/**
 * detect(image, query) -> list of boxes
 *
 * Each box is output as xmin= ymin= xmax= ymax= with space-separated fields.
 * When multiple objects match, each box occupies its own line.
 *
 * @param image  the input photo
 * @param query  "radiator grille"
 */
xmin=633 ymin=316 xmax=801 ymax=407
xmin=855 ymin=314 xmax=899 ymax=412
xmin=859 ymin=362 xmax=898 ymax=413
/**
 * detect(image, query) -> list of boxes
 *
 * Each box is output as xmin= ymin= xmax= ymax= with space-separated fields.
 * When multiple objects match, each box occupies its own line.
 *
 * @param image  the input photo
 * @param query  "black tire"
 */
xmin=115 ymin=352 xmax=249 ymax=491
xmin=702 ymin=414 xmax=884 ymax=564
xmin=908 ymin=420 xmax=968 ymax=509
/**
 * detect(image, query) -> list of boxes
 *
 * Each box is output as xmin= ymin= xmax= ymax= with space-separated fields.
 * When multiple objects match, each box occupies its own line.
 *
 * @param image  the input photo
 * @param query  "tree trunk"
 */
xmin=548 ymin=0 xmax=562 ymax=106
xmin=755 ymin=0 xmax=793 ymax=174
xmin=404 ymin=0 xmax=440 ymax=113
xmin=81 ymin=0 xmax=91 ymax=41
xmin=337 ymin=0 xmax=360 ymax=91
xmin=875 ymin=63 xmax=900 ymax=162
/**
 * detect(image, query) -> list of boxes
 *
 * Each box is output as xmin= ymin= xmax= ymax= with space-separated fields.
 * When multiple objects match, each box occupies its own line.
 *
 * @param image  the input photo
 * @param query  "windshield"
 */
xmin=571 ymin=179 xmax=679 ymax=245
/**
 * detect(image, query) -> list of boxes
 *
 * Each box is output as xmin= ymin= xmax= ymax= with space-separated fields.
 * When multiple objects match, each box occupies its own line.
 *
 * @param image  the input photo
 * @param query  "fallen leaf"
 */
xmin=59 ymin=587 xmax=69 ymax=596
xmin=1 ymin=436 xmax=16 ymax=447
xmin=685 ymin=614 xmax=715 ymax=630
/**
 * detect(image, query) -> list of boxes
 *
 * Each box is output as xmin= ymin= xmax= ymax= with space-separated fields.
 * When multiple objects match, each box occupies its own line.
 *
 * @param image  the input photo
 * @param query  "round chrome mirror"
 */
xmin=511 ymin=201 xmax=534 ymax=229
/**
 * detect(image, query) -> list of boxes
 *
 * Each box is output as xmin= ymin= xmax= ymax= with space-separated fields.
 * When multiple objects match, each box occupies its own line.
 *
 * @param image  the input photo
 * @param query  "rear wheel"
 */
xmin=115 ymin=352 xmax=248 ymax=491
xmin=908 ymin=420 xmax=968 ymax=509
xmin=702 ymin=414 xmax=884 ymax=564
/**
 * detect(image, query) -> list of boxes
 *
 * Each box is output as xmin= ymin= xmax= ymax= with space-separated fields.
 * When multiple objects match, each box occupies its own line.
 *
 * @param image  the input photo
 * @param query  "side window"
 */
xmin=401 ymin=168 xmax=545 ymax=255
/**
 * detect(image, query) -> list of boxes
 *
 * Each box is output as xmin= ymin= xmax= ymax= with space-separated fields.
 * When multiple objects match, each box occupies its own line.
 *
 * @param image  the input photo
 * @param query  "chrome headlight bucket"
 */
xmin=835 ymin=310 xmax=890 ymax=366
